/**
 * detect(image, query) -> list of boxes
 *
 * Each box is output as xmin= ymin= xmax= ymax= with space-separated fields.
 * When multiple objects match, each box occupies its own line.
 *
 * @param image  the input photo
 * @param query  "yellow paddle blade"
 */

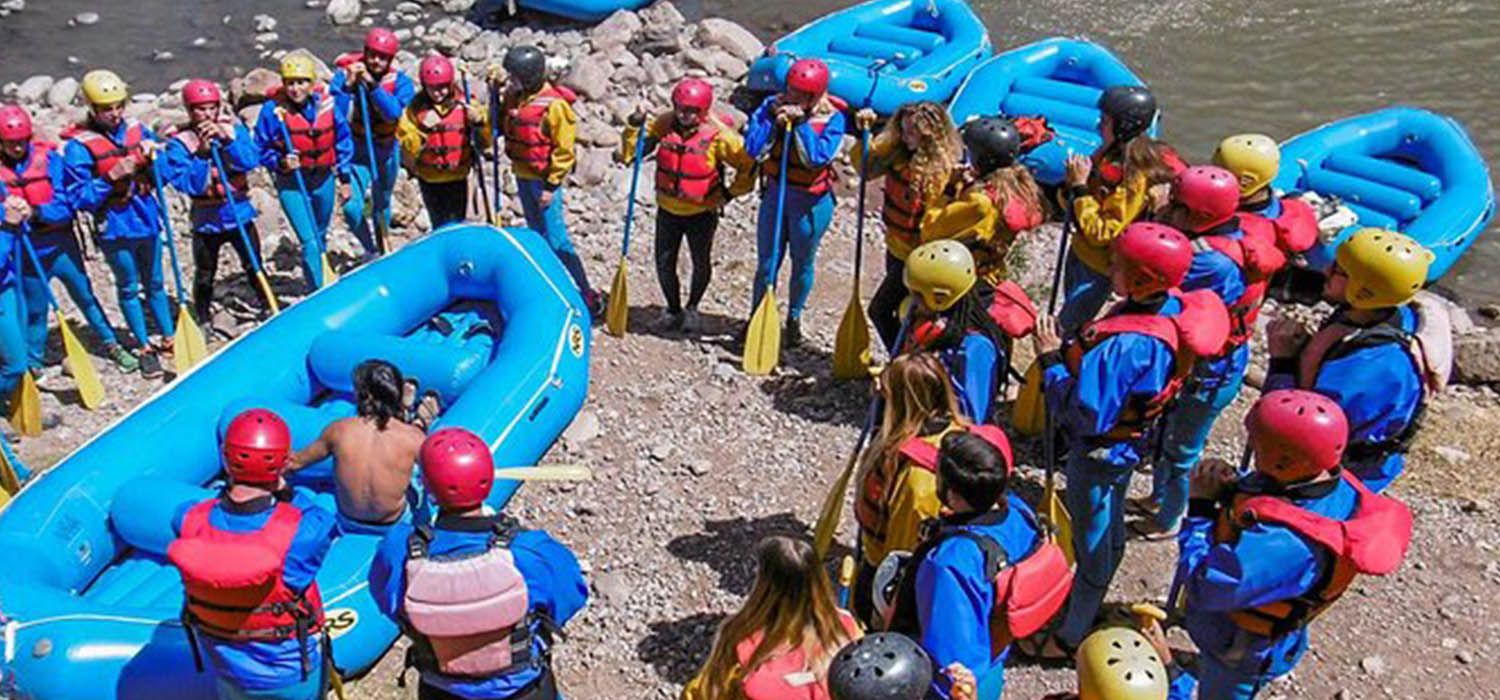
xmin=255 ymin=273 xmax=281 ymax=314
xmin=605 ymin=259 xmax=629 ymax=337
xmin=1048 ymin=491 xmax=1075 ymax=566
xmin=493 ymin=464 xmax=594 ymax=481
xmin=173 ymin=304 xmax=210 ymax=374
xmin=320 ymin=254 xmax=338 ymax=287
xmin=57 ymin=313 xmax=105 ymax=410
xmin=8 ymin=372 xmax=42 ymax=437
xmin=832 ymin=289 xmax=872 ymax=380
xmin=1012 ymin=359 xmax=1046 ymax=437
xmin=0 ymin=441 xmax=22 ymax=495
xmin=742 ymin=291 xmax=781 ymax=376
xmin=812 ymin=448 xmax=861 ymax=557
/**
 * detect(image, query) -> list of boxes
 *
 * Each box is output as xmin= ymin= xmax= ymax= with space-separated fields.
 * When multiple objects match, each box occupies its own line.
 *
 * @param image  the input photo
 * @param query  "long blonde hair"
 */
xmin=977 ymin=163 xmax=1045 ymax=237
xmin=875 ymin=101 xmax=961 ymax=206
xmin=855 ymin=353 xmax=967 ymax=497
xmin=695 ymin=536 xmax=854 ymax=698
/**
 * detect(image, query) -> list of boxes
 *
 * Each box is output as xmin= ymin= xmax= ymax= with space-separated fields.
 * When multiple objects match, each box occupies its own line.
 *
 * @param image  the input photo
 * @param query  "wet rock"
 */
xmin=253 ymin=13 xmax=278 ymax=32
xmin=1 ymin=0 xmax=25 ymax=12
xmin=71 ymin=11 xmax=99 ymax=26
xmin=396 ymin=1 xmax=424 ymax=14
xmin=637 ymin=1 xmax=685 ymax=29
xmin=254 ymin=32 xmax=280 ymax=45
xmin=325 ymin=0 xmax=360 ymax=25
xmin=15 ymin=75 xmax=53 ymax=104
xmin=153 ymin=50 xmax=176 ymax=63
xmin=695 ymin=18 xmax=763 ymax=62
xmin=589 ymin=10 xmax=642 ymax=53
xmin=46 ymin=77 xmax=78 ymax=110
xmin=191 ymin=37 xmax=211 ymax=48
xmin=563 ymin=56 xmax=614 ymax=101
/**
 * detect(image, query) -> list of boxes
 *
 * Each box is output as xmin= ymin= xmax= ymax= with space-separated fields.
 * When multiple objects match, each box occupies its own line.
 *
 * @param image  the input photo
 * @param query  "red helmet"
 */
xmin=222 ymin=409 xmax=292 ymax=485
xmin=364 ymin=27 xmax=400 ymax=58
xmin=1112 ymin=223 xmax=1192 ymax=296
xmin=0 ymin=104 xmax=32 ymax=143
xmin=786 ymin=58 xmax=829 ymax=96
xmin=1247 ymin=390 xmax=1349 ymax=483
xmin=420 ymin=428 xmax=494 ymax=510
xmin=181 ymin=79 xmax=222 ymax=109
xmin=671 ymin=78 xmax=713 ymax=112
xmin=419 ymin=55 xmax=455 ymax=88
xmin=1173 ymin=165 xmax=1240 ymax=231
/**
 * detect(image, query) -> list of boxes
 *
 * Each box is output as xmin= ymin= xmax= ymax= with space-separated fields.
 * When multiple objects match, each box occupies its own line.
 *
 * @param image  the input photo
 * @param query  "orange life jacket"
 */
xmin=1210 ymin=471 xmax=1412 ymax=637
xmin=412 ymin=98 xmax=471 ymax=172
xmin=341 ymin=59 xmax=401 ymax=142
xmin=883 ymin=165 xmax=925 ymax=251
xmin=1193 ymin=230 xmax=1287 ymax=347
xmin=1238 ymin=196 xmax=1319 ymax=258
xmin=72 ymin=120 xmax=154 ymax=205
xmin=655 ymin=115 xmax=732 ymax=206
xmin=907 ymin=280 xmax=1040 ymax=351
xmin=503 ymin=86 xmax=575 ymax=173
xmin=1090 ymin=142 xmax=1187 ymax=192
xmin=761 ymin=95 xmax=848 ymax=195
xmin=171 ymin=128 xmax=250 ymax=209
xmin=279 ymin=96 xmax=338 ymax=170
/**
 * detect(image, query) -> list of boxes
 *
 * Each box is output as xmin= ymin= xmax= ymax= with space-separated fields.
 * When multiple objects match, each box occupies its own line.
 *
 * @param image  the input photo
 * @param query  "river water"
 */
xmin=3 ymin=0 xmax=1496 ymax=300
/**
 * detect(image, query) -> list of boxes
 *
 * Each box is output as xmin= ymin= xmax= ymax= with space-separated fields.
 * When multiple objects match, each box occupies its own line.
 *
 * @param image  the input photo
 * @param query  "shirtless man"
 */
xmin=288 ymin=359 xmax=426 ymax=531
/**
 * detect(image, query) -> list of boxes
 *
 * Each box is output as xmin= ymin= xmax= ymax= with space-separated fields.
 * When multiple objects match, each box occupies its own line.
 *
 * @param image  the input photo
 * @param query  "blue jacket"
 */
xmin=938 ymin=333 xmax=999 ymax=423
xmin=160 ymin=122 xmax=260 ymax=234
xmin=1176 ymin=473 xmax=1358 ymax=677
xmin=171 ymin=489 xmax=337 ymax=691
xmin=1183 ymin=221 xmax=1250 ymax=389
xmin=1043 ymin=296 xmax=1178 ymax=467
xmin=745 ymin=96 xmax=846 ymax=181
xmin=252 ymin=94 xmax=355 ymax=183
xmin=1266 ymin=306 xmax=1423 ymax=488
xmin=370 ymin=513 xmax=588 ymax=698
xmin=915 ymin=496 xmax=1041 ymax=700
xmin=61 ymin=119 xmax=164 ymax=241
xmin=330 ymin=69 xmax=416 ymax=156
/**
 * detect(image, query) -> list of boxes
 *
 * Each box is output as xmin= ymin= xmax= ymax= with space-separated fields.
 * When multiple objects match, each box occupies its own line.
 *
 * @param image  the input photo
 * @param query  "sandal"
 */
xmin=1125 ymin=495 xmax=1159 ymax=518
xmin=1127 ymin=518 xmax=1179 ymax=542
xmin=1013 ymin=628 xmax=1076 ymax=663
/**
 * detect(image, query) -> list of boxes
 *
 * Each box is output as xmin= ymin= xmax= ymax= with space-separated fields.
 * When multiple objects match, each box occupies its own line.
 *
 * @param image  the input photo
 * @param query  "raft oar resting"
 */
xmin=150 ymin=161 xmax=210 ymax=373
xmin=6 ymin=237 xmax=42 ymax=437
xmin=832 ymin=124 xmax=874 ymax=379
xmin=210 ymin=145 xmax=280 ymax=314
xmin=274 ymin=109 xmax=337 ymax=287
xmin=493 ymin=464 xmax=593 ymax=481
xmin=356 ymin=86 xmax=390 ymax=255
xmin=17 ymin=224 xmax=106 ymax=410
xmin=606 ymin=119 xmax=649 ymax=338
xmin=743 ymin=127 xmax=794 ymax=376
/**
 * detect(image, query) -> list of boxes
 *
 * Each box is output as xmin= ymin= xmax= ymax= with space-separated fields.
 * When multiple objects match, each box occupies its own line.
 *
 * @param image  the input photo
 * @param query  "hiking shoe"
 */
xmin=138 ymin=350 xmax=164 ymax=380
xmin=784 ymin=317 xmax=804 ymax=348
xmin=681 ymin=308 xmax=702 ymax=334
xmin=32 ymin=365 xmax=67 ymax=392
xmin=584 ymin=290 xmax=607 ymax=323
xmin=656 ymin=309 xmax=684 ymax=332
xmin=107 ymin=345 xmax=140 ymax=372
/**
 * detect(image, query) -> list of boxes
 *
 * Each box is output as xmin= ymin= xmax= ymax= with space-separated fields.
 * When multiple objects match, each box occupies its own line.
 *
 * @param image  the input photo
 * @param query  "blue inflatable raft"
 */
xmin=947 ymin=37 xmax=1154 ymax=186
xmin=747 ymin=0 xmax=992 ymax=115
xmin=1272 ymin=106 xmax=1496 ymax=282
xmin=515 ymin=0 xmax=651 ymax=22
xmin=0 ymin=224 xmax=592 ymax=700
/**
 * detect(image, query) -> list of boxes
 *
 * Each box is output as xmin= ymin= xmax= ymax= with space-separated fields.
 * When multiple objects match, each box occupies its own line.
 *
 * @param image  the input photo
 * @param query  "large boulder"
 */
xmin=1453 ymin=327 xmax=1500 ymax=385
xmin=638 ymin=1 xmax=685 ymax=29
xmin=15 ymin=75 xmax=53 ymax=104
xmin=325 ymin=0 xmax=360 ymax=25
xmin=589 ymin=9 xmax=642 ymax=53
xmin=563 ymin=56 xmax=614 ymax=101
xmin=46 ymin=77 xmax=78 ymax=109
xmin=695 ymin=18 xmax=763 ymax=62
xmin=231 ymin=68 xmax=284 ymax=107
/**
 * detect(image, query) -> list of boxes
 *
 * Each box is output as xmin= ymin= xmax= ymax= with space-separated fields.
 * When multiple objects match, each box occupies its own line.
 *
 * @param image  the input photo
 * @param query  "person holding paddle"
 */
xmin=160 ymin=80 xmax=274 ymax=324
xmin=396 ymin=55 xmax=489 ymax=231
xmin=744 ymin=58 xmax=847 ymax=348
xmin=617 ymin=79 xmax=754 ymax=333
xmin=331 ymin=28 xmax=414 ymax=258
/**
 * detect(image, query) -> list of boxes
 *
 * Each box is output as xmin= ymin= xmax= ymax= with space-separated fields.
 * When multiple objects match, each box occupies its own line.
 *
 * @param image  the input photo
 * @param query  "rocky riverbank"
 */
xmin=4 ymin=2 xmax=1500 ymax=698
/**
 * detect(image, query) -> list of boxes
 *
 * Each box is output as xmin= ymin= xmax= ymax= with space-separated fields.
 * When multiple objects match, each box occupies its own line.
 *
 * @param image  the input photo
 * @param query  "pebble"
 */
xmin=71 ymin=11 xmax=99 ymax=26
xmin=152 ymin=51 xmax=175 ymax=63
xmin=1359 ymin=655 xmax=1387 ymax=676
xmin=1456 ymin=650 xmax=1474 ymax=664
xmin=191 ymin=37 xmax=210 ymax=47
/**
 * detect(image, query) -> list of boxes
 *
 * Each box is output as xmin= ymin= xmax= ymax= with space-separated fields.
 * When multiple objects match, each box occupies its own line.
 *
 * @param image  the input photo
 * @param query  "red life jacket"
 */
xmin=171 ymin=128 xmax=250 ymax=209
xmin=167 ymin=500 xmax=325 ymax=674
xmin=654 ymin=114 xmax=734 ymax=206
xmin=762 ymin=95 xmax=848 ymax=195
xmin=1063 ymin=290 xmax=1230 ymax=441
xmin=853 ymin=421 xmax=969 ymax=540
xmin=883 ymin=164 xmax=925 ymax=251
xmin=1238 ymin=196 xmax=1318 ymax=258
xmin=1091 ymin=143 xmax=1186 ymax=191
xmin=735 ymin=610 xmax=858 ymax=700
xmin=1211 ymin=471 xmax=1412 ymax=636
xmin=279 ymin=96 xmax=338 ymax=170
xmin=503 ymin=86 xmax=576 ymax=174
xmin=338 ymin=56 xmax=402 ymax=142
xmin=72 ymin=120 xmax=154 ymax=204
xmin=908 ymin=280 xmax=1039 ymax=351
xmin=1193 ymin=230 xmax=1287 ymax=347
xmin=413 ymin=99 xmax=471 ymax=172
xmin=0 ymin=142 xmax=57 ymax=210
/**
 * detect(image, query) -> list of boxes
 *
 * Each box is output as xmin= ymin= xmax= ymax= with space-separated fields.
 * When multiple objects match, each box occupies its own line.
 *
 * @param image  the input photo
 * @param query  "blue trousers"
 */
xmin=100 ymin=236 xmax=174 ymax=346
xmin=276 ymin=171 xmax=336 ymax=290
xmin=212 ymin=662 xmax=327 ymax=700
xmin=341 ymin=143 xmax=397 ymax=255
xmin=1058 ymin=451 xmax=1135 ymax=646
xmin=0 ymin=284 xmax=27 ymax=402
xmin=1153 ymin=366 xmax=1248 ymax=530
xmin=752 ymin=185 xmax=834 ymax=321
xmin=22 ymin=239 xmax=119 ymax=359
xmin=516 ymin=178 xmax=593 ymax=296
xmin=1058 ymin=251 xmax=1112 ymax=335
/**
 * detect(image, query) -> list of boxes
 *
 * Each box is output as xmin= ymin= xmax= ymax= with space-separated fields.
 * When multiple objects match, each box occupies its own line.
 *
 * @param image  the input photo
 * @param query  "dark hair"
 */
xmin=936 ymin=430 xmax=1010 ymax=511
xmin=353 ymin=360 xmax=404 ymax=430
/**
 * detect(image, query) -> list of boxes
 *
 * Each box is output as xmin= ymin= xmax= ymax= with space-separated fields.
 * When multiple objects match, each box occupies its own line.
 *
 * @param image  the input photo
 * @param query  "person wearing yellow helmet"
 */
xmin=1263 ymin=228 xmax=1445 ymax=492
xmin=1211 ymin=134 xmax=1319 ymax=258
xmin=252 ymin=53 xmax=354 ymax=291
xmin=61 ymin=68 xmax=175 ymax=377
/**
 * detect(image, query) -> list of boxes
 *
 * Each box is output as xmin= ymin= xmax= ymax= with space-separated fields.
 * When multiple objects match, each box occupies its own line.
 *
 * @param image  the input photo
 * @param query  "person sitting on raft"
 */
xmin=287 ymin=359 xmax=426 ymax=532
xmin=849 ymin=101 xmax=964 ymax=351
xmin=371 ymin=427 xmax=587 ymax=700
xmin=683 ymin=535 xmax=859 ymax=700
xmin=1058 ymin=86 xmax=1185 ymax=333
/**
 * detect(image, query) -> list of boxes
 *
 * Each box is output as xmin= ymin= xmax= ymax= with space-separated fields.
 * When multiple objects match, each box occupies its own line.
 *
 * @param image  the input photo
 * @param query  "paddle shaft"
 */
xmin=461 ymin=75 xmax=493 ymax=223
xmin=1047 ymin=191 xmax=1076 ymax=316
xmin=489 ymin=87 xmax=502 ymax=216
xmin=356 ymin=85 xmax=388 ymax=254
xmin=767 ymin=125 xmax=793 ymax=288
xmin=148 ymin=160 xmax=193 ymax=303
xmin=853 ymin=126 xmax=870 ymax=289
xmin=208 ymin=146 xmax=271 ymax=275
xmin=274 ymin=111 xmax=330 ymax=264
xmin=621 ymin=119 xmax=648 ymax=256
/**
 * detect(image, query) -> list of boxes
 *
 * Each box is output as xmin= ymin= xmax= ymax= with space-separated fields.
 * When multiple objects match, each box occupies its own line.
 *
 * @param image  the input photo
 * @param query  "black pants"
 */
xmin=868 ymin=253 xmax=907 ymax=352
xmin=654 ymin=209 xmax=718 ymax=314
xmin=191 ymin=223 xmax=264 ymax=320
xmin=420 ymin=179 xmax=470 ymax=230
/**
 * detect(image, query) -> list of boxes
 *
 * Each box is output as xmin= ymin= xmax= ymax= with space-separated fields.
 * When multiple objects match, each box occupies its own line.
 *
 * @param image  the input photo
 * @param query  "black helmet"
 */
xmin=828 ymin=633 xmax=934 ymax=700
xmin=1098 ymin=85 xmax=1157 ymax=142
xmin=962 ymin=116 xmax=1022 ymax=175
xmin=504 ymin=45 xmax=547 ymax=91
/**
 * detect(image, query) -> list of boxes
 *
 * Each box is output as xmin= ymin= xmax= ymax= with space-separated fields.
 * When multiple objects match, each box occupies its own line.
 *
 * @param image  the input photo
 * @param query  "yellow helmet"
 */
xmin=1076 ymin=627 xmax=1169 ymax=700
xmin=904 ymin=240 xmax=976 ymax=312
xmin=81 ymin=69 xmax=129 ymax=106
xmin=1335 ymin=228 xmax=1434 ymax=309
xmin=280 ymin=55 xmax=318 ymax=82
xmin=1212 ymin=133 xmax=1280 ymax=197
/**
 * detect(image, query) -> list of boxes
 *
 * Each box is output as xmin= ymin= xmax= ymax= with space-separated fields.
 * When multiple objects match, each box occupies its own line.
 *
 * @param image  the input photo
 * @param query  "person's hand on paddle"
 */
xmin=538 ymin=187 xmax=555 ymax=210
xmin=1065 ymin=153 xmax=1091 ymax=188
xmin=106 ymin=154 xmax=141 ymax=181
xmin=487 ymin=64 xmax=507 ymax=91
xmin=194 ymin=119 xmax=225 ymax=144
xmin=1190 ymin=457 xmax=1238 ymax=500
xmin=465 ymin=104 xmax=485 ymax=127
xmin=1131 ymin=605 xmax=1173 ymax=667
xmin=281 ymin=152 xmax=301 ymax=173
xmin=1032 ymin=315 xmax=1063 ymax=357
xmin=627 ymin=107 xmax=646 ymax=128
xmin=337 ymin=178 xmax=351 ymax=202
xmin=1148 ymin=181 xmax=1174 ymax=212
xmin=943 ymin=664 xmax=977 ymax=700
xmin=854 ymin=107 xmax=877 ymax=132
xmin=776 ymin=103 xmax=805 ymax=124
xmin=347 ymin=61 xmax=370 ymax=86
xmin=4 ymin=195 xmax=30 ymax=225
xmin=1267 ymin=315 xmax=1309 ymax=359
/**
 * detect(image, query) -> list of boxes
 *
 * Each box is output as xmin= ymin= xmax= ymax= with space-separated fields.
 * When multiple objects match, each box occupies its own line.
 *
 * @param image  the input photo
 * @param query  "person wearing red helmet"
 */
xmin=2 ymin=103 xmax=128 ymax=387
xmin=618 ymin=78 xmax=755 ymax=333
xmin=160 ymin=79 xmax=274 ymax=324
xmin=167 ymin=408 xmax=337 ymax=700
xmin=1027 ymin=222 xmax=1229 ymax=660
xmin=331 ymin=28 xmax=416 ymax=257
xmin=397 ymin=54 xmax=490 ymax=230
xmin=370 ymin=427 xmax=588 ymax=700
xmin=1175 ymin=390 xmax=1412 ymax=699
xmin=744 ymin=57 xmax=849 ymax=346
